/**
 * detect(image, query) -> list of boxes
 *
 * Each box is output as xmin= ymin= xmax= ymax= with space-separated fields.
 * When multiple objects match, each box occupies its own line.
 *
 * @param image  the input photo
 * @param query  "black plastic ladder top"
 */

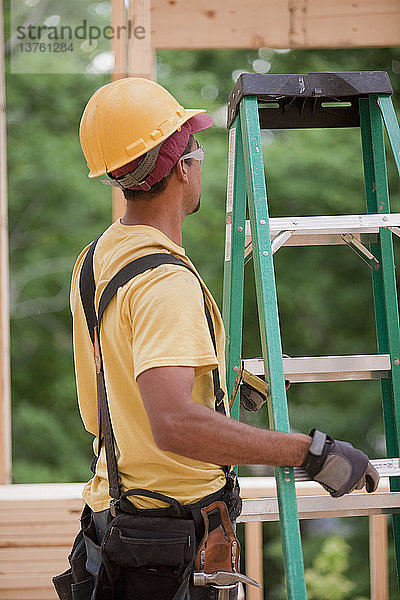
xmin=227 ymin=71 xmax=393 ymax=130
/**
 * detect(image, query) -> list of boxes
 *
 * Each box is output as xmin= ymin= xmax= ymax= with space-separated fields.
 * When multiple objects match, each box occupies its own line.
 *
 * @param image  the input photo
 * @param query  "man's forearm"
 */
xmin=138 ymin=366 xmax=311 ymax=467
xmin=157 ymin=402 xmax=311 ymax=467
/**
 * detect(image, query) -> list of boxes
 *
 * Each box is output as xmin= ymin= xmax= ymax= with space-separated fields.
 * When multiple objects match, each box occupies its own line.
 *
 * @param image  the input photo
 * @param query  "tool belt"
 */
xmin=53 ymin=480 xmax=243 ymax=600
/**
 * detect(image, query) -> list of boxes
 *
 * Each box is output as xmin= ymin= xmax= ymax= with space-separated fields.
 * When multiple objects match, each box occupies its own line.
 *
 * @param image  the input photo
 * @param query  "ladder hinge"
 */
xmin=341 ymin=233 xmax=380 ymax=270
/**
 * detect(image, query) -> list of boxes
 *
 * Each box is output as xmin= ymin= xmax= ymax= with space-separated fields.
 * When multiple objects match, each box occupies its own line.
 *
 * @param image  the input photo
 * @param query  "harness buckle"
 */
xmin=215 ymin=388 xmax=225 ymax=405
xmin=110 ymin=498 xmax=119 ymax=518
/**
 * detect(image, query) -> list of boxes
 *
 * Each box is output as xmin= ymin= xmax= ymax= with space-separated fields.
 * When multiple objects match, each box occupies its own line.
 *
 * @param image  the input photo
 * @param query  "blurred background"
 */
xmin=3 ymin=1 xmax=400 ymax=597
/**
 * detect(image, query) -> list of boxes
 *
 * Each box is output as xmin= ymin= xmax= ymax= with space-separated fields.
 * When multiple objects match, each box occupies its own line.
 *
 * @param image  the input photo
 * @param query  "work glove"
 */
xmin=240 ymin=355 xmax=291 ymax=412
xmin=240 ymin=377 xmax=268 ymax=412
xmin=302 ymin=428 xmax=380 ymax=498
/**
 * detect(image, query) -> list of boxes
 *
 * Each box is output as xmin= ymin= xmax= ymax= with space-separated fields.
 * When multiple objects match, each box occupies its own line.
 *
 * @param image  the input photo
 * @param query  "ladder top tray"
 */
xmin=227 ymin=71 xmax=393 ymax=129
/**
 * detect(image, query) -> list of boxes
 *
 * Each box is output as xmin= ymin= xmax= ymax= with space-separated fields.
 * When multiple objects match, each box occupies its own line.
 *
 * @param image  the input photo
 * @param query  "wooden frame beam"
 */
xmin=128 ymin=0 xmax=154 ymax=79
xmin=151 ymin=1 xmax=400 ymax=49
xmin=111 ymin=0 xmax=127 ymax=81
xmin=0 ymin=0 xmax=11 ymax=485
xmin=111 ymin=0 xmax=155 ymax=222
xmin=111 ymin=0 xmax=128 ymax=222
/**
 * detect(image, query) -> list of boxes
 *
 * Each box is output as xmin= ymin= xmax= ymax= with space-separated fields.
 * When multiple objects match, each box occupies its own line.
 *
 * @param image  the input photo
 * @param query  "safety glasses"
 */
xmin=180 ymin=145 xmax=205 ymax=165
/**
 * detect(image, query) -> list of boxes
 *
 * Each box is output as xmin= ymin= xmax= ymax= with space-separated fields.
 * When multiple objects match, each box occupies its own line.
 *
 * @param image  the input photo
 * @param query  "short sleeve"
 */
xmin=128 ymin=265 xmax=218 ymax=379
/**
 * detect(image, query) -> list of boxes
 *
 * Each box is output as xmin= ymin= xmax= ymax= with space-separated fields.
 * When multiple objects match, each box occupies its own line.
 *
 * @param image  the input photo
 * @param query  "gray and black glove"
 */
xmin=240 ymin=355 xmax=291 ymax=412
xmin=302 ymin=428 xmax=379 ymax=498
xmin=240 ymin=376 xmax=268 ymax=412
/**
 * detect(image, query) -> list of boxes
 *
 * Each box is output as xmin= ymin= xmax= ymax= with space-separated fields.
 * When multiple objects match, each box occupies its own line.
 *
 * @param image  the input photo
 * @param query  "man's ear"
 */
xmin=174 ymin=158 xmax=189 ymax=184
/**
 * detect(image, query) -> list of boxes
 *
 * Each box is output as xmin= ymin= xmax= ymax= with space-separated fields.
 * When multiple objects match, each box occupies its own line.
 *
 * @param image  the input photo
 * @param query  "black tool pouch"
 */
xmin=99 ymin=490 xmax=196 ymax=600
xmin=78 ymin=490 xmax=196 ymax=600
xmin=222 ymin=470 xmax=242 ymax=523
xmin=101 ymin=513 xmax=195 ymax=599
xmin=53 ymin=506 xmax=96 ymax=600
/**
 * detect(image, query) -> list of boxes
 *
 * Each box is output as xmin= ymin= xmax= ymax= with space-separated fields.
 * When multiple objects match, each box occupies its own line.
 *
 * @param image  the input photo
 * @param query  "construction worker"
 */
xmin=62 ymin=78 xmax=379 ymax=600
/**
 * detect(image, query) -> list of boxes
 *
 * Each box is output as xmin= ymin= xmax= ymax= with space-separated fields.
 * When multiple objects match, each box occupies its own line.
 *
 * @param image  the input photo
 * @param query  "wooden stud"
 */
xmin=111 ymin=0 xmax=127 ymax=81
xmin=111 ymin=0 xmax=128 ymax=221
xmin=127 ymin=0 xmax=154 ymax=79
xmin=0 ymin=0 xmax=11 ymax=486
xmin=245 ymin=521 xmax=264 ymax=600
xmin=111 ymin=0 xmax=155 ymax=221
xmin=370 ymin=514 xmax=388 ymax=600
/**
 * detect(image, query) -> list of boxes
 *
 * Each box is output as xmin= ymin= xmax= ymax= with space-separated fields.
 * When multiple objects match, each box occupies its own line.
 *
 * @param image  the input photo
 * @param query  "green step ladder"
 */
xmin=222 ymin=71 xmax=400 ymax=599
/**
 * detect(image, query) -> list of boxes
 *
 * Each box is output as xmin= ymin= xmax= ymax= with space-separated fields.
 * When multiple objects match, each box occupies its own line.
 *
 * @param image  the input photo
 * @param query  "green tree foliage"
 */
xmin=305 ymin=536 xmax=367 ymax=600
xmin=8 ymin=72 xmax=111 ymax=483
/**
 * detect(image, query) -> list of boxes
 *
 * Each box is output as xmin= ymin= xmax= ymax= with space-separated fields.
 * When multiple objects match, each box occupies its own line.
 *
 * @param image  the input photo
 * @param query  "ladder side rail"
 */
xmin=360 ymin=94 xmax=400 ymax=593
xmin=222 ymin=116 xmax=247 ymax=421
xmin=378 ymin=95 xmax=400 ymax=179
xmin=360 ymin=95 xmax=400 ymax=456
xmin=239 ymin=95 xmax=307 ymax=600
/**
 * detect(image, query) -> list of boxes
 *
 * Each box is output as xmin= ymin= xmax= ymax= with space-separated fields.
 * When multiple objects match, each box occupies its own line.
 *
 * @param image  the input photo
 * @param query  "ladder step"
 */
xmin=238 ymin=492 xmax=400 ymax=523
xmin=243 ymin=354 xmax=391 ymax=383
xmin=244 ymin=213 xmax=400 ymax=248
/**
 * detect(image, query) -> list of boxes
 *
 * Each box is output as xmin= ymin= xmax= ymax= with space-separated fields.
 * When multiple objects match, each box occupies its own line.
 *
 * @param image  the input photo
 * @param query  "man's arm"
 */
xmin=137 ymin=365 xmax=311 ymax=466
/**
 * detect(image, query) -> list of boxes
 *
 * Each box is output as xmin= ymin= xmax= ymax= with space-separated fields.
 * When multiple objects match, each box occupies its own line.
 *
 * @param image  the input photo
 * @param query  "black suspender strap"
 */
xmin=79 ymin=238 xmax=120 ymax=500
xmin=79 ymin=236 xmax=101 ymax=345
xmin=203 ymin=302 xmax=226 ymax=410
xmin=79 ymin=242 xmax=228 ymax=501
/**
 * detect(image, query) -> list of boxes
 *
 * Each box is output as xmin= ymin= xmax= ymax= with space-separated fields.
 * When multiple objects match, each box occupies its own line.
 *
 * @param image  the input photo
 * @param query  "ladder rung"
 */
xmin=244 ymin=213 xmax=400 ymax=248
xmin=238 ymin=492 xmax=400 ymax=523
xmin=243 ymin=354 xmax=391 ymax=383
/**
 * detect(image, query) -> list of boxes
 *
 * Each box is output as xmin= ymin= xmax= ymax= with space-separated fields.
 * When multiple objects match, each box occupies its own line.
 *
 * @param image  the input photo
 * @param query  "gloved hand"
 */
xmin=240 ymin=379 xmax=267 ymax=412
xmin=302 ymin=428 xmax=379 ymax=498
xmin=240 ymin=355 xmax=291 ymax=412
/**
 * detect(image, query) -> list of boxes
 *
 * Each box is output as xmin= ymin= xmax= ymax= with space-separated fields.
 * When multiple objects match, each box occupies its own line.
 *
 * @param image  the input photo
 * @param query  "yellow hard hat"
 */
xmin=79 ymin=77 xmax=208 ymax=178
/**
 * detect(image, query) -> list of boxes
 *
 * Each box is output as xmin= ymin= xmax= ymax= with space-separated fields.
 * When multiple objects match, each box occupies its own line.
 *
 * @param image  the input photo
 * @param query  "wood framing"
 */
xmin=245 ymin=521 xmax=263 ymax=600
xmin=151 ymin=0 xmax=400 ymax=49
xmin=0 ymin=0 xmax=11 ymax=485
xmin=128 ymin=0 xmax=154 ymax=79
xmin=111 ymin=0 xmax=127 ymax=80
xmin=0 ymin=480 xmax=391 ymax=599
xmin=111 ymin=0 xmax=156 ymax=221
xmin=111 ymin=0 xmax=128 ymax=220
xmin=370 ymin=514 xmax=389 ymax=600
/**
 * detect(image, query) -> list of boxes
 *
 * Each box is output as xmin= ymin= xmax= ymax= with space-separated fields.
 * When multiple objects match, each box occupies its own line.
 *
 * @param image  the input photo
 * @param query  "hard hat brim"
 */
xmin=185 ymin=111 xmax=214 ymax=134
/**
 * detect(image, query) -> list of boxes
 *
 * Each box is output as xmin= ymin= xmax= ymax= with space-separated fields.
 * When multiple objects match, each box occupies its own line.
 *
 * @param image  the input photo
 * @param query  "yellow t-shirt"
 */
xmin=70 ymin=221 xmax=228 ymax=511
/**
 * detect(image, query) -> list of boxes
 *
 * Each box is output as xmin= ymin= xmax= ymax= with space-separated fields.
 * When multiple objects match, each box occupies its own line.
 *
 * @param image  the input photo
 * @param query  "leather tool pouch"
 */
xmin=193 ymin=500 xmax=259 ymax=596
xmin=195 ymin=501 xmax=239 ymax=575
